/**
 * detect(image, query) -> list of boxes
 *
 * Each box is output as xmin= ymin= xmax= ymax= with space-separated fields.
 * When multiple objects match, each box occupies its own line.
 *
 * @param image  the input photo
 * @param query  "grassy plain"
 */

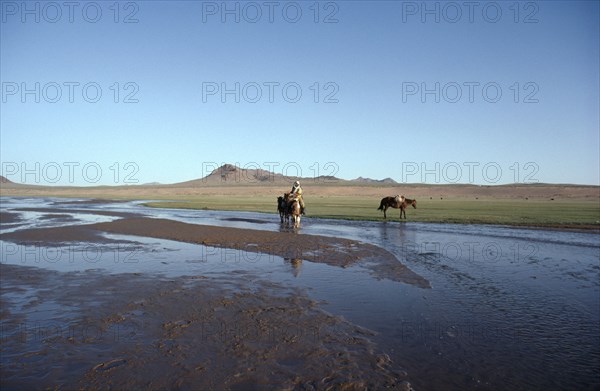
xmin=144 ymin=195 xmax=600 ymax=229
xmin=2 ymin=182 xmax=598 ymax=229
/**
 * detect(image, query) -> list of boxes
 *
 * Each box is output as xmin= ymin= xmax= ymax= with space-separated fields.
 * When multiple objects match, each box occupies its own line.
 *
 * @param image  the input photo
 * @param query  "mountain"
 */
xmin=173 ymin=164 xmax=407 ymax=187
xmin=0 ymin=175 xmax=23 ymax=188
xmin=175 ymin=164 xmax=297 ymax=186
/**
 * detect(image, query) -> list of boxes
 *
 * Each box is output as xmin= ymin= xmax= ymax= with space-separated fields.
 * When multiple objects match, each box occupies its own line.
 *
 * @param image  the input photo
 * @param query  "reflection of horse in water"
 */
xmin=289 ymin=258 xmax=302 ymax=277
xmin=378 ymin=195 xmax=417 ymax=219
xmin=277 ymin=192 xmax=301 ymax=227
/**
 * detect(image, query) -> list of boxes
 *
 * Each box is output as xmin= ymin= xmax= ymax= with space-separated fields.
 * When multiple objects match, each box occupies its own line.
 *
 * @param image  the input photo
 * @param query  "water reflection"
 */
xmin=287 ymin=258 xmax=303 ymax=278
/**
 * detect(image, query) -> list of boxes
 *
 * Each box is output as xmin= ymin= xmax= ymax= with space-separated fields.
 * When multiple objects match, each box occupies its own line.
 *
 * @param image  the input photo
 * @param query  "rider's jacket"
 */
xmin=291 ymin=185 xmax=303 ymax=198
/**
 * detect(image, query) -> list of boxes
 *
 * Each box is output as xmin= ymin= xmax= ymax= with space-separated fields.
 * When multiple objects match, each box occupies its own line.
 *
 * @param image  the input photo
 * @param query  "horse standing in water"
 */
xmin=277 ymin=195 xmax=288 ymax=224
xmin=277 ymin=192 xmax=301 ymax=227
xmin=288 ymin=197 xmax=301 ymax=227
xmin=377 ymin=195 xmax=417 ymax=219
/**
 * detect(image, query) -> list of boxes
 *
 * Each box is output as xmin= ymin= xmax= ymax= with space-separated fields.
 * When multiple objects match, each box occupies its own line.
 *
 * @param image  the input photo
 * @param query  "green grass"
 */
xmin=144 ymin=196 xmax=600 ymax=229
xmin=3 ymin=187 xmax=597 ymax=228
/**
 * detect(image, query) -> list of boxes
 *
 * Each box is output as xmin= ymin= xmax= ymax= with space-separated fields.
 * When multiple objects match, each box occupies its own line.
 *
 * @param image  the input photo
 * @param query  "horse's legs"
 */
xmin=383 ymin=206 xmax=387 ymax=219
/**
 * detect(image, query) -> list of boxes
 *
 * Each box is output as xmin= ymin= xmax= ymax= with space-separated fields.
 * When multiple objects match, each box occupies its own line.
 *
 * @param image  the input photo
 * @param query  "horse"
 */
xmin=277 ymin=195 xmax=288 ymax=223
xmin=278 ymin=192 xmax=301 ymax=227
xmin=399 ymin=197 xmax=417 ymax=219
xmin=377 ymin=195 xmax=403 ymax=219
xmin=377 ymin=195 xmax=416 ymax=219
xmin=288 ymin=197 xmax=301 ymax=227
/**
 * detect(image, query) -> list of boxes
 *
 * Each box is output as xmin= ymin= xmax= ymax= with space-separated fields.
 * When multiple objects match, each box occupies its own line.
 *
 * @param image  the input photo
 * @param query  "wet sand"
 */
xmin=1 ymin=264 xmax=412 ymax=390
xmin=0 ymin=211 xmax=21 ymax=225
xmin=1 ymin=216 xmax=430 ymax=288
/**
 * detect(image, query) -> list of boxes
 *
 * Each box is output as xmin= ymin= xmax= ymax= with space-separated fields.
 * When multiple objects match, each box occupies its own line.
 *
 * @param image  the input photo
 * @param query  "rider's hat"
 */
xmin=294 ymin=180 xmax=300 ymax=186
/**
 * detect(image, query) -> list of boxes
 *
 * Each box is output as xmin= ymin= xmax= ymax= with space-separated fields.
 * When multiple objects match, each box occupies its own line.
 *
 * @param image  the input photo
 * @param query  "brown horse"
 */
xmin=377 ymin=195 xmax=417 ymax=219
xmin=399 ymin=197 xmax=417 ymax=219
xmin=289 ymin=198 xmax=301 ymax=227
xmin=278 ymin=192 xmax=301 ymax=227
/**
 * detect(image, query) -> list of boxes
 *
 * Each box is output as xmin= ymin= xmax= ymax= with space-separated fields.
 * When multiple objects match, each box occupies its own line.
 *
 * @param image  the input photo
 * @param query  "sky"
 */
xmin=1 ymin=0 xmax=598 ymax=186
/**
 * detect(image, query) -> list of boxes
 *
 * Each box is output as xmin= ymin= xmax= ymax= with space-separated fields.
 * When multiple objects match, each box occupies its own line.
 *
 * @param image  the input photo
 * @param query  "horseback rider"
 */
xmin=290 ymin=180 xmax=305 ymax=215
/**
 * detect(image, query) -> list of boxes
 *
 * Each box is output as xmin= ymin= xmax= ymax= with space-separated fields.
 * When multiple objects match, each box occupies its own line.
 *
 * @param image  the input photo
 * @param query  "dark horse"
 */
xmin=377 ymin=195 xmax=417 ymax=219
xmin=277 ymin=192 xmax=301 ymax=227
xmin=277 ymin=195 xmax=288 ymax=223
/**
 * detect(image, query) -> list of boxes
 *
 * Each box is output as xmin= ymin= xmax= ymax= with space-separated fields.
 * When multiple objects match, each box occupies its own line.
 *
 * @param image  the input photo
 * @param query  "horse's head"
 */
xmin=411 ymin=199 xmax=417 ymax=209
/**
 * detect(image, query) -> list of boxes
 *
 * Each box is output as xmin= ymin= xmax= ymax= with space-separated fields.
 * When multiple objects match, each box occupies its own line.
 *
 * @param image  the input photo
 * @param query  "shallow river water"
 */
xmin=1 ymin=197 xmax=599 ymax=390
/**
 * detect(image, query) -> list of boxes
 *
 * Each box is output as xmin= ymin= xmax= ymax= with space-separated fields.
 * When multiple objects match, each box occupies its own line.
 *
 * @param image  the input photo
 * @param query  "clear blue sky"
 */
xmin=1 ymin=0 xmax=598 ymax=186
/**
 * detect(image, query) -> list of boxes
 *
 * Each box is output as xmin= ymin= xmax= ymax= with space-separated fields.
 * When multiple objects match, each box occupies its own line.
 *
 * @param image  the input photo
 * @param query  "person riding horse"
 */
xmin=290 ymin=180 xmax=305 ymax=215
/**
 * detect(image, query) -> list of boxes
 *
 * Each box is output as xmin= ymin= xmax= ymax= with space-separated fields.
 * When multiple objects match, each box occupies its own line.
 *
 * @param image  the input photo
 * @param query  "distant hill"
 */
xmin=0 ymin=175 xmax=23 ymax=188
xmin=171 ymin=164 xmax=410 ymax=187
xmin=1 ymin=164 xmax=598 ymax=201
xmin=172 ymin=164 xmax=348 ymax=186
xmin=353 ymin=176 xmax=398 ymax=185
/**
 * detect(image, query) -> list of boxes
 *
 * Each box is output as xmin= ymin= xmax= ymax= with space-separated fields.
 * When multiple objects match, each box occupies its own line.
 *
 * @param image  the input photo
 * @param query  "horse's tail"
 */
xmin=377 ymin=199 xmax=384 ymax=211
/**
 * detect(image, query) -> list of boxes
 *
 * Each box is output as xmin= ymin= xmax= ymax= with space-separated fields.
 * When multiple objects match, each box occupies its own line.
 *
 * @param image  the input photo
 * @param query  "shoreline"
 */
xmin=142 ymin=203 xmax=600 ymax=234
xmin=1 ymin=194 xmax=598 ymax=232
